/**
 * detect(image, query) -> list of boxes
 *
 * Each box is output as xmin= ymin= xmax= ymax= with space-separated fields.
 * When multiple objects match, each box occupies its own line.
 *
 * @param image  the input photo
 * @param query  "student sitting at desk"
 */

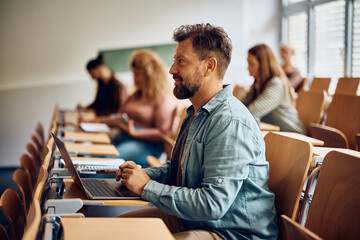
xmin=108 ymin=49 xmax=177 ymax=166
xmin=116 ymin=23 xmax=278 ymax=240
xmin=77 ymin=54 xmax=127 ymax=116
xmin=243 ymin=44 xmax=307 ymax=134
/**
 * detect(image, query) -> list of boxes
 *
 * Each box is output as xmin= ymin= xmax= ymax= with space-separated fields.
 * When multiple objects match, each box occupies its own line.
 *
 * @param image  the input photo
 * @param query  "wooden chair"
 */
xmin=264 ymin=132 xmax=312 ymax=238
xmin=0 ymin=188 xmax=26 ymax=240
xmin=26 ymin=142 xmax=41 ymax=169
xmin=22 ymin=165 xmax=48 ymax=240
xmin=305 ymin=150 xmax=360 ymax=240
xmin=12 ymin=168 xmax=33 ymax=216
xmin=295 ymin=77 xmax=308 ymax=93
xmin=0 ymin=223 xmax=9 ymax=240
xmin=35 ymin=122 xmax=45 ymax=146
xmin=334 ymin=77 xmax=360 ymax=95
xmin=309 ymin=94 xmax=360 ymax=150
xmin=281 ymin=215 xmax=323 ymax=240
xmin=19 ymin=153 xmax=38 ymax=189
xmin=296 ymin=90 xmax=327 ymax=129
xmin=233 ymin=85 xmax=248 ymax=101
xmin=148 ymin=105 xmax=188 ymax=167
xmin=309 ymin=77 xmax=331 ymax=93
xmin=356 ymin=133 xmax=360 ymax=151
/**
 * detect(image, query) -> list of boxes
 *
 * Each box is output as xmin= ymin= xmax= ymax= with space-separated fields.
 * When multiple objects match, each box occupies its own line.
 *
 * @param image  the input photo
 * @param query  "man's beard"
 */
xmin=173 ymin=69 xmax=202 ymax=99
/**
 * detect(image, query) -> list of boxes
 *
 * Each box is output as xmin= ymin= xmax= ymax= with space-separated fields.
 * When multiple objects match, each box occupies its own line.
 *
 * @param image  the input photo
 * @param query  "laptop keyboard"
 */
xmin=82 ymin=179 xmax=121 ymax=197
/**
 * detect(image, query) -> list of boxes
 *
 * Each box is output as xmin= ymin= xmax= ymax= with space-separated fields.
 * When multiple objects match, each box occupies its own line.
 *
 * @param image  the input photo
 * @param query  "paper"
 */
xmin=80 ymin=122 xmax=110 ymax=133
xmin=60 ymin=158 xmax=124 ymax=172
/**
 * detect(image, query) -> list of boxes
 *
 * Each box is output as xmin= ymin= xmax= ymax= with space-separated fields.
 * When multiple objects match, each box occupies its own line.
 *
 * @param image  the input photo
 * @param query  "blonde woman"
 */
xmin=244 ymin=44 xmax=306 ymax=134
xmin=111 ymin=49 xmax=177 ymax=166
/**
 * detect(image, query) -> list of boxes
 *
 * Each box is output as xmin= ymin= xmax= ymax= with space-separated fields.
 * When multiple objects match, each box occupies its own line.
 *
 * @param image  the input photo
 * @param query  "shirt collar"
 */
xmin=186 ymin=84 xmax=233 ymax=115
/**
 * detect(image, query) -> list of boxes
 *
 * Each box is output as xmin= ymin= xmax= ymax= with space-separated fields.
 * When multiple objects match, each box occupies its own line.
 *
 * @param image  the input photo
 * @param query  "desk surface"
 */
xmin=259 ymin=122 xmax=280 ymax=131
xmin=64 ymin=131 xmax=111 ymax=144
xmin=262 ymin=131 xmax=324 ymax=146
xmin=62 ymin=179 xmax=149 ymax=207
xmin=312 ymin=147 xmax=360 ymax=157
xmin=64 ymin=111 xmax=96 ymax=125
xmin=65 ymin=142 xmax=119 ymax=156
xmin=61 ymin=217 xmax=174 ymax=240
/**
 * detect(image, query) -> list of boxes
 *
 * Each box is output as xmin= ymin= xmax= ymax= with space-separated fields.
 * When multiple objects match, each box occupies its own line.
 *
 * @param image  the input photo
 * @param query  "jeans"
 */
xmin=112 ymin=131 xmax=163 ymax=166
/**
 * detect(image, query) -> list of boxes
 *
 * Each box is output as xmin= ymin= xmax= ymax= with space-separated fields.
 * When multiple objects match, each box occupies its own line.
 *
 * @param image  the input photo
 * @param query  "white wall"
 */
xmin=0 ymin=0 xmax=281 ymax=166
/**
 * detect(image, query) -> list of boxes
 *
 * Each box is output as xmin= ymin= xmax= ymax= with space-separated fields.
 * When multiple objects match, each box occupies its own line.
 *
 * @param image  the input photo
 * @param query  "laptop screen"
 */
xmin=51 ymin=132 xmax=87 ymax=194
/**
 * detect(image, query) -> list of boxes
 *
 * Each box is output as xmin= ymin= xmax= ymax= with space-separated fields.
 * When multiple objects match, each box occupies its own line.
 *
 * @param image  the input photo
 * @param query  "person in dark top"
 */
xmin=280 ymin=44 xmax=304 ymax=92
xmin=78 ymin=54 xmax=127 ymax=116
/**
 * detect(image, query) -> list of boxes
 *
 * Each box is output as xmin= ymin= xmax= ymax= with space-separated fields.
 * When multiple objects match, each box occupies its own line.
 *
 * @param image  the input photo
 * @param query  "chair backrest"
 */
xmin=281 ymin=215 xmax=323 ymax=240
xmin=296 ymin=90 xmax=327 ymax=127
xmin=19 ymin=153 xmax=38 ymax=189
xmin=36 ymin=122 xmax=45 ymax=142
xmin=356 ymin=133 xmax=360 ymax=151
xmin=0 ymin=188 xmax=26 ymax=240
xmin=324 ymin=94 xmax=360 ymax=150
xmin=295 ymin=77 xmax=308 ymax=93
xmin=334 ymin=77 xmax=360 ymax=95
xmin=12 ymin=168 xmax=33 ymax=216
xmin=26 ymin=142 xmax=41 ymax=169
xmin=22 ymin=199 xmax=41 ymax=240
xmin=34 ymin=165 xmax=48 ymax=201
xmin=305 ymin=150 xmax=360 ymax=240
xmin=309 ymin=77 xmax=332 ymax=93
xmin=170 ymin=105 xmax=188 ymax=140
xmin=264 ymin=132 xmax=312 ymax=220
xmin=308 ymin=123 xmax=349 ymax=148
xmin=0 ymin=223 xmax=9 ymax=240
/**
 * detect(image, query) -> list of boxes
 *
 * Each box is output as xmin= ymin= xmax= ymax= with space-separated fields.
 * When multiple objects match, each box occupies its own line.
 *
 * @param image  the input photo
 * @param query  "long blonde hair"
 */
xmin=248 ymin=44 xmax=294 ymax=103
xmin=129 ymin=49 xmax=172 ymax=102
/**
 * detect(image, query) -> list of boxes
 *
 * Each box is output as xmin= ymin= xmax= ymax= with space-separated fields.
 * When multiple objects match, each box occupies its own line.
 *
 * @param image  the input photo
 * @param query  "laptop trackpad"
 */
xmin=106 ymin=179 xmax=140 ymax=197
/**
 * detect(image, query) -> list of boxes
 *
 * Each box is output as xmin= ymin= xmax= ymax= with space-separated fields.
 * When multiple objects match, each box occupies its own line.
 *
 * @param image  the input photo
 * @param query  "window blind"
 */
xmin=352 ymin=0 xmax=360 ymax=77
xmin=288 ymin=12 xmax=308 ymax=77
xmin=313 ymin=0 xmax=346 ymax=94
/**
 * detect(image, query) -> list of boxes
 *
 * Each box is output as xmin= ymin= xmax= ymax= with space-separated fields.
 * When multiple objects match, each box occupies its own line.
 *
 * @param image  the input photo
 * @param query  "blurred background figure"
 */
xmin=110 ymin=49 xmax=178 ymax=166
xmin=243 ymin=44 xmax=307 ymax=134
xmin=280 ymin=43 xmax=304 ymax=93
xmin=77 ymin=54 xmax=127 ymax=116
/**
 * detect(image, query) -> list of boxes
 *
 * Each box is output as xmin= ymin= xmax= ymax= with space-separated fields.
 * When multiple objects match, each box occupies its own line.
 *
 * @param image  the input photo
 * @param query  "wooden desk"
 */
xmin=64 ymin=131 xmax=111 ymax=144
xmin=62 ymin=179 xmax=149 ymax=207
xmin=64 ymin=111 xmax=96 ymax=125
xmin=65 ymin=142 xmax=119 ymax=156
xmin=259 ymin=122 xmax=280 ymax=131
xmin=312 ymin=147 xmax=360 ymax=157
xmin=262 ymin=131 xmax=324 ymax=146
xmin=61 ymin=217 xmax=174 ymax=240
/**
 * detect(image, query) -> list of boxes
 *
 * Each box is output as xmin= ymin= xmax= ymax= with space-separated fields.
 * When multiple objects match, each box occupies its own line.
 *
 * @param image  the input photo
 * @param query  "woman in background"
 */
xmin=243 ymin=44 xmax=306 ymax=134
xmin=111 ymin=49 xmax=177 ymax=166
xmin=280 ymin=43 xmax=304 ymax=92
xmin=78 ymin=54 xmax=127 ymax=116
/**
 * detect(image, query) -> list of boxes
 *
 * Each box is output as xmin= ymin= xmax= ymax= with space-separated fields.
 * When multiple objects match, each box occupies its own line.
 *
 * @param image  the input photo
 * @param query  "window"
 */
xmin=288 ymin=12 xmax=308 ymax=76
xmin=353 ymin=0 xmax=360 ymax=77
xmin=282 ymin=0 xmax=359 ymax=94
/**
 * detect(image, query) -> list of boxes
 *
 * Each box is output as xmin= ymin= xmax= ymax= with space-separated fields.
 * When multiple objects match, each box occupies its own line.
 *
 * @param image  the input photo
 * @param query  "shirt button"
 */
xmin=217 ymin=178 xmax=223 ymax=183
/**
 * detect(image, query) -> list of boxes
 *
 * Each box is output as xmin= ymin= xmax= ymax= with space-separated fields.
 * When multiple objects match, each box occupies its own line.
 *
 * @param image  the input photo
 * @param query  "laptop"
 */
xmin=51 ymin=132 xmax=141 ymax=200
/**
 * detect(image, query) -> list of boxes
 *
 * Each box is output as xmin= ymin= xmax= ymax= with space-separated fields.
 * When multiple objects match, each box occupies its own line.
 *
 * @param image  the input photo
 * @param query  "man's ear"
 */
xmin=204 ymin=57 xmax=217 ymax=77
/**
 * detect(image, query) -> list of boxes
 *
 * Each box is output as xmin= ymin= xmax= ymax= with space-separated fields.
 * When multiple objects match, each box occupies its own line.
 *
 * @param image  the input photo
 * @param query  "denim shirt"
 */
xmin=143 ymin=85 xmax=278 ymax=240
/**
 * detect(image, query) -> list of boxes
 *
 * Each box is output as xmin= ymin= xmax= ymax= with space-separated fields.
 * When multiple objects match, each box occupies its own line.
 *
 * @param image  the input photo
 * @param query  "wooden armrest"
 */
xmin=308 ymin=123 xmax=349 ymax=148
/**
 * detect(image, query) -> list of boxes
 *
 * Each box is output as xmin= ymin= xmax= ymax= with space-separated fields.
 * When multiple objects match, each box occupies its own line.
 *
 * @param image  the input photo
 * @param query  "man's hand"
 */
xmin=115 ymin=161 xmax=150 ymax=196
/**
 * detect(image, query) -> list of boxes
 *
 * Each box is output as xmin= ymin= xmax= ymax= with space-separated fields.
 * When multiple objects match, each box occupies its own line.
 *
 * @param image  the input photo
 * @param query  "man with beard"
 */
xmin=116 ymin=23 xmax=278 ymax=240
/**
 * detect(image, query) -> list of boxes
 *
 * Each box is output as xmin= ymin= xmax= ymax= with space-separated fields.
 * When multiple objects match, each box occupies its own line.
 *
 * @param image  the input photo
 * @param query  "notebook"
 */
xmin=51 ymin=132 xmax=140 ymax=200
xmin=80 ymin=122 xmax=110 ymax=133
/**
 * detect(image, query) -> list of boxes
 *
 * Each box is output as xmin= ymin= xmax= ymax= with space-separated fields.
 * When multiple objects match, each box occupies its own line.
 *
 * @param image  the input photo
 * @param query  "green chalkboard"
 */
xmin=99 ymin=43 xmax=177 ymax=73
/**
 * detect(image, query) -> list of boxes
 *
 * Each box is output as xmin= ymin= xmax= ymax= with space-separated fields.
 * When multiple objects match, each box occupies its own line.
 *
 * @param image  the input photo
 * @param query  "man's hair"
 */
xmin=86 ymin=54 xmax=104 ymax=71
xmin=173 ymin=23 xmax=232 ymax=79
